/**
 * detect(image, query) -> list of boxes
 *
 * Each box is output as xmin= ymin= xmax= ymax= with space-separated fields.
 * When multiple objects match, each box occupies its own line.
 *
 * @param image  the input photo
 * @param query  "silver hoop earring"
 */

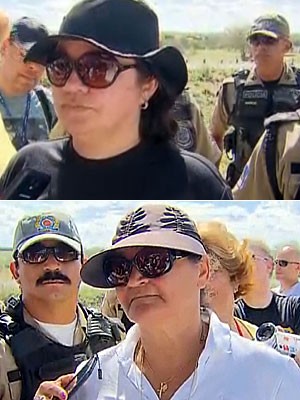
xmin=141 ymin=101 xmax=149 ymax=110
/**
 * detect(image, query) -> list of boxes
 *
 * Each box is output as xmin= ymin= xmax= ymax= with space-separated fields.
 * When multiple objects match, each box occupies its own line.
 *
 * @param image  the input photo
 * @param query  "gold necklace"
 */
xmin=137 ymin=323 xmax=207 ymax=399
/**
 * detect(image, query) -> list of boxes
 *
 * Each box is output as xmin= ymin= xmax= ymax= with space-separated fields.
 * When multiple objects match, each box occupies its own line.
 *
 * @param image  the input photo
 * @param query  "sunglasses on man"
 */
xmin=46 ymin=50 xmax=140 ymax=89
xmin=274 ymin=259 xmax=300 ymax=268
xmin=17 ymin=242 xmax=80 ymax=264
xmin=249 ymin=35 xmax=279 ymax=47
xmin=103 ymin=246 xmax=202 ymax=287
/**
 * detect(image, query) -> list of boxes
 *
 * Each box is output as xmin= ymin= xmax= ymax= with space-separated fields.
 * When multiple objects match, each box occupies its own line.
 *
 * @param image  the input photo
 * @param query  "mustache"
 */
xmin=36 ymin=271 xmax=71 ymax=286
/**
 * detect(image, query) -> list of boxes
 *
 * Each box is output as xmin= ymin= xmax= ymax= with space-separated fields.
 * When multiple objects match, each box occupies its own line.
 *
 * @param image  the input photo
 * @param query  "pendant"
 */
xmin=158 ymin=382 xmax=168 ymax=398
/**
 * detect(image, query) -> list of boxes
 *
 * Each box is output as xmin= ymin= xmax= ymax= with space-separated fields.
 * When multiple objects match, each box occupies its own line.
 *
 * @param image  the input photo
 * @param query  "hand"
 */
xmin=34 ymin=374 xmax=75 ymax=400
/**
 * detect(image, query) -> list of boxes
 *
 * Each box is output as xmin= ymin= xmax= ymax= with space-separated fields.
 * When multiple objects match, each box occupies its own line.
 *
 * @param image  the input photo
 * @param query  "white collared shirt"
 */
xmin=73 ymin=312 xmax=300 ymax=400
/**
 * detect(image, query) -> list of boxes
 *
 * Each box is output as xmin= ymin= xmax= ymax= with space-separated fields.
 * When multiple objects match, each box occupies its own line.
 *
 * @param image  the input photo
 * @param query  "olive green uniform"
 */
xmin=233 ymin=109 xmax=300 ymax=199
xmin=210 ymin=64 xmax=300 ymax=185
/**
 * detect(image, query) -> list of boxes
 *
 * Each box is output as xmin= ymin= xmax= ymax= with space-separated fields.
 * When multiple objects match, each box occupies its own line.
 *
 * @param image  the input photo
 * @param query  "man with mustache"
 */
xmin=210 ymin=14 xmax=300 ymax=188
xmin=0 ymin=17 xmax=56 ymax=150
xmin=0 ymin=211 xmax=122 ymax=400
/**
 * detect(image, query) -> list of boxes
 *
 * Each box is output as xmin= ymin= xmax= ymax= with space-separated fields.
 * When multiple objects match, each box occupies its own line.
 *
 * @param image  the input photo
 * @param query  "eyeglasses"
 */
xmin=274 ymin=259 xmax=300 ymax=268
xmin=46 ymin=51 xmax=137 ymax=89
xmin=249 ymin=35 xmax=279 ymax=47
xmin=18 ymin=243 xmax=80 ymax=264
xmin=103 ymin=247 xmax=201 ymax=287
xmin=9 ymin=41 xmax=27 ymax=62
xmin=252 ymin=254 xmax=272 ymax=263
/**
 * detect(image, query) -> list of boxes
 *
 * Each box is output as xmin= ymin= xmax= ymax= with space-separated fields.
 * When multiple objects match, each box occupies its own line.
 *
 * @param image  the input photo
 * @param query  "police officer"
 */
xmin=49 ymin=88 xmax=221 ymax=165
xmin=210 ymin=13 xmax=300 ymax=187
xmin=233 ymin=109 xmax=300 ymax=199
xmin=0 ymin=211 xmax=121 ymax=400
xmin=0 ymin=17 xmax=56 ymax=150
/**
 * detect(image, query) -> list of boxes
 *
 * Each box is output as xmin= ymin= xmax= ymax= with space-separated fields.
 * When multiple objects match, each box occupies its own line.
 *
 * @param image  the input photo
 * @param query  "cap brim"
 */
xmin=18 ymin=233 xmax=82 ymax=254
xmin=25 ymin=35 xmax=187 ymax=96
xmin=81 ymin=231 xmax=206 ymax=288
xmin=248 ymin=30 xmax=279 ymax=39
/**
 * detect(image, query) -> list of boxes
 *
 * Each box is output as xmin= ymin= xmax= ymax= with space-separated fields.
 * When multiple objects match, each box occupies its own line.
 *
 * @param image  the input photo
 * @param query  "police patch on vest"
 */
xmin=175 ymin=121 xmax=196 ymax=151
xmin=35 ymin=215 xmax=60 ymax=232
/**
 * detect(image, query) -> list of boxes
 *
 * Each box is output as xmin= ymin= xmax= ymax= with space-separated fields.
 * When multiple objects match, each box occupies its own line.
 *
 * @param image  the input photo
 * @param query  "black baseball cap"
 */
xmin=10 ymin=16 xmax=49 ymax=52
xmin=81 ymin=204 xmax=206 ymax=288
xmin=25 ymin=0 xmax=188 ymax=96
xmin=13 ymin=211 xmax=82 ymax=257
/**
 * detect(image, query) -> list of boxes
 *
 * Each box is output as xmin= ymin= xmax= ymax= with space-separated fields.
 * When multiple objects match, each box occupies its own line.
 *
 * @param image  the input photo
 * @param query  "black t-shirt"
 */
xmin=234 ymin=293 xmax=300 ymax=334
xmin=0 ymin=138 xmax=232 ymax=200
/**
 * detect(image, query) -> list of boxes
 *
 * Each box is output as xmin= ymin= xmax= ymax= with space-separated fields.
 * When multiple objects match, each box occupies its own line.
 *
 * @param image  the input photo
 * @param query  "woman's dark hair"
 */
xmin=137 ymin=60 xmax=179 ymax=143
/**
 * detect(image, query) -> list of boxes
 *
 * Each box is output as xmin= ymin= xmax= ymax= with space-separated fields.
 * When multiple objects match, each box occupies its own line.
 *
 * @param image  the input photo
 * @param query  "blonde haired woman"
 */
xmin=198 ymin=221 xmax=257 ymax=339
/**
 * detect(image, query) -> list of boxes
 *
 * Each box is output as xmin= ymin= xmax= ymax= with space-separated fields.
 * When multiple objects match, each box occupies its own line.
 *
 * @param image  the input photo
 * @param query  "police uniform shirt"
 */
xmin=210 ymin=63 xmax=299 ymax=144
xmin=234 ymin=293 xmax=300 ymax=334
xmin=0 ymin=88 xmax=52 ymax=149
xmin=72 ymin=312 xmax=300 ymax=400
xmin=233 ymin=120 xmax=300 ymax=199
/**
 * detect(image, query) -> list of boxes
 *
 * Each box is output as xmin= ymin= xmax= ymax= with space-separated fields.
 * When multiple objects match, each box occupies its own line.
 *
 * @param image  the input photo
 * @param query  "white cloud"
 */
xmin=0 ymin=201 xmax=299 ymax=252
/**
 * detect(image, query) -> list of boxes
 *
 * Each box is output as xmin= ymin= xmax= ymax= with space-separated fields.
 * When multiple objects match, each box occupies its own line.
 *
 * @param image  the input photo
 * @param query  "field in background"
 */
xmin=0 ymin=247 xmax=281 ymax=309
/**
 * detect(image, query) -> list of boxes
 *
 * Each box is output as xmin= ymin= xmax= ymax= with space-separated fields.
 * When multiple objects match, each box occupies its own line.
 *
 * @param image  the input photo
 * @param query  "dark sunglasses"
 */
xmin=46 ymin=51 xmax=137 ymax=89
xmin=18 ymin=243 xmax=80 ymax=264
xmin=103 ymin=246 xmax=202 ymax=287
xmin=249 ymin=35 xmax=279 ymax=47
xmin=274 ymin=259 xmax=300 ymax=268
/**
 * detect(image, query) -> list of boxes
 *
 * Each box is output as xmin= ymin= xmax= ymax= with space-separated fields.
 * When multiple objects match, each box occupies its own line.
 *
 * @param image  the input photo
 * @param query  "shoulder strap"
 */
xmin=34 ymin=87 xmax=57 ymax=130
xmin=263 ymin=123 xmax=283 ymax=200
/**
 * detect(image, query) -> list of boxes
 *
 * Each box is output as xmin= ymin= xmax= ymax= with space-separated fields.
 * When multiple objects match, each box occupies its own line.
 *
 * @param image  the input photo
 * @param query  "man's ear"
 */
xmin=10 ymin=261 xmax=20 ymax=283
xmin=197 ymin=255 xmax=210 ymax=289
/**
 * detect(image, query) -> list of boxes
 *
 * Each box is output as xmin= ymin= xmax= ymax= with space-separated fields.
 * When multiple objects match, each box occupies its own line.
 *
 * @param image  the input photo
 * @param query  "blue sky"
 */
xmin=0 ymin=200 xmax=298 ymax=250
xmin=1 ymin=0 xmax=299 ymax=33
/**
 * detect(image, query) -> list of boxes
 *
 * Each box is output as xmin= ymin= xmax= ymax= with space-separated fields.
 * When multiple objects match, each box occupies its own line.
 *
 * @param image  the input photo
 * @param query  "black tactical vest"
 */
xmin=224 ymin=67 xmax=300 ymax=186
xmin=0 ymin=298 xmax=122 ymax=400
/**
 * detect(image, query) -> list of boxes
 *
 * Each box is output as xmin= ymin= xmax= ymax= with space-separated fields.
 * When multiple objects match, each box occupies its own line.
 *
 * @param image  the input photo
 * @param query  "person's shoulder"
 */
xmin=179 ymin=150 xmax=232 ymax=198
xmin=273 ymin=292 xmax=300 ymax=308
xmin=14 ymin=137 xmax=68 ymax=159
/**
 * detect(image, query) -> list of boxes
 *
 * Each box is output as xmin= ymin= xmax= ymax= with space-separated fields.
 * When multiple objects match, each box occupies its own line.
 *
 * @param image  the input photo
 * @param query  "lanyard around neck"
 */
xmin=0 ymin=91 xmax=31 ymax=146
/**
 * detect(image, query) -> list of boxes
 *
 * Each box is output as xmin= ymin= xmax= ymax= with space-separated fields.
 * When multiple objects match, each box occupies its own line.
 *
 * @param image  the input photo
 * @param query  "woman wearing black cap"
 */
xmin=34 ymin=204 xmax=300 ymax=400
xmin=0 ymin=0 xmax=231 ymax=200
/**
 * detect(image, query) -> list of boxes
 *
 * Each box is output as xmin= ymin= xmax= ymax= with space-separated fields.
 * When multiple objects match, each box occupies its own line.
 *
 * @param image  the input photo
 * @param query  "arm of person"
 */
xmin=233 ymin=122 xmax=300 ymax=200
xmin=191 ymin=99 xmax=222 ymax=165
xmin=232 ymin=133 xmax=276 ymax=200
xmin=209 ymin=81 xmax=231 ymax=152
xmin=0 ymin=339 xmax=21 ymax=400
